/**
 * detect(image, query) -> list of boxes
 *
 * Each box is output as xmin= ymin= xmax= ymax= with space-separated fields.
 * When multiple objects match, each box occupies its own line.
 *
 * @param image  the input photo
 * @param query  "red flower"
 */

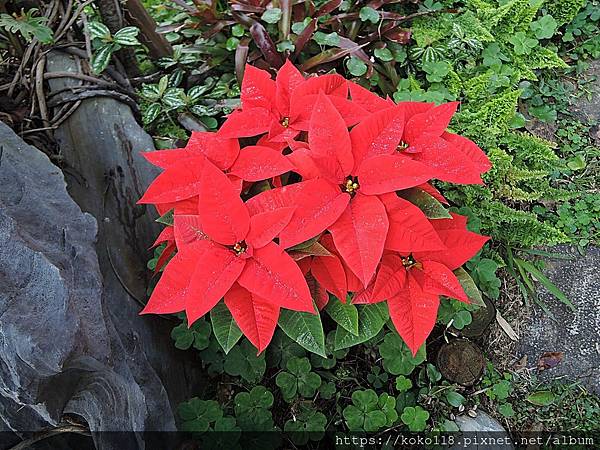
xmin=138 ymin=130 xmax=293 ymax=210
xmin=355 ymin=213 xmax=489 ymax=355
xmin=218 ymin=60 xmax=367 ymax=142
xmin=142 ymin=160 xmax=313 ymax=353
xmin=249 ymin=94 xmax=444 ymax=288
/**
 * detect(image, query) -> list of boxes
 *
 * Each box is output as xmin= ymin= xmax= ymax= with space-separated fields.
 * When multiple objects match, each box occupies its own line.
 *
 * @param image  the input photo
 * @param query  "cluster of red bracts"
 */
xmin=138 ymin=61 xmax=491 ymax=355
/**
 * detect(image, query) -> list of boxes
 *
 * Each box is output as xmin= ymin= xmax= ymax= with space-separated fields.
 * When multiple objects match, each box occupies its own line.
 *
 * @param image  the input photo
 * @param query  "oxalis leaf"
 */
xmin=325 ymin=299 xmax=359 ymax=336
xmin=334 ymin=303 xmax=388 ymax=350
xmin=278 ymin=304 xmax=326 ymax=357
xmin=210 ymin=301 xmax=242 ymax=354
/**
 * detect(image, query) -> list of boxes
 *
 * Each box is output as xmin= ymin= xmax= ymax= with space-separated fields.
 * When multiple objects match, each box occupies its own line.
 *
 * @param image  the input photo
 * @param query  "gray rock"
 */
xmin=568 ymin=59 xmax=600 ymax=145
xmin=453 ymin=411 xmax=514 ymax=450
xmin=0 ymin=53 xmax=205 ymax=449
xmin=517 ymin=245 xmax=600 ymax=393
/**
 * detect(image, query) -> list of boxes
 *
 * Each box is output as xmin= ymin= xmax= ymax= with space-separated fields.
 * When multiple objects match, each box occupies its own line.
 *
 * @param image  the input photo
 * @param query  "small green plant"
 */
xmin=0 ymin=8 xmax=53 ymax=43
xmin=87 ymin=22 xmax=140 ymax=73
xmin=343 ymin=390 xmax=398 ymax=432
xmin=275 ymin=357 xmax=321 ymax=402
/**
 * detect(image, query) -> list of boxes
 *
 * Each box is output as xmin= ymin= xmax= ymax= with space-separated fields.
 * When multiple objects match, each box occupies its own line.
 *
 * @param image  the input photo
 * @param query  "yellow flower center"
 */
xmin=397 ymin=141 xmax=408 ymax=152
xmin=281 ymin=117 xmax=290 ymax=128
xmin=232 ymin=241 xmax=247 ymax=255
xmin=344 ymin=178 xmax=359 ymax=194
xmin=402 ymin=255 xmax=422 ymax=270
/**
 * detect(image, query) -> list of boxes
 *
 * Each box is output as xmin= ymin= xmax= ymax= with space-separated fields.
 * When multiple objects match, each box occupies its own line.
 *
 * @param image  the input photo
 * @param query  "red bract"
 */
xmin=139 ymin=61 xmax=492 ymax=355
xmin=142 ymin=160 xmax=313 ymax=353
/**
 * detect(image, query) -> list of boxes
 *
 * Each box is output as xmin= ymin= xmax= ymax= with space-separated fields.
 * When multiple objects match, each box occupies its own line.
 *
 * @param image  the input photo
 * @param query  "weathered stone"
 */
xmin=453 ymin=411 xmax=514 ymax=450
xmin=568 ymin=59 xmax=600 ymax=145
xmin=517 ymin=245 xmax=600 ymax=394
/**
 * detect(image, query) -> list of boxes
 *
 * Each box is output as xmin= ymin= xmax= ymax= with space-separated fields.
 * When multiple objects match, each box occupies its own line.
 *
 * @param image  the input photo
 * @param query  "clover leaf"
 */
xmin=224 ymin=340 xmax=266 ymax=384
xmin=284 ymin=405 xmax=327 ymax=445
xmin=378 ymin=332 xmax=426 ymax=375
xmin=178 ymin=398 xmax=223 ymax=432
xmin=171 ymin=319 xmax=211 ymax=351
xmin=508 ymin=32 xmax=538 ymax=55
xmin=422 ymin=60 xmax=450 ymax=82
xmin=359 ymin=6 xmax=380 ymax=23
xmin=276 ymin=357 xmax=321 ymax=402
xmin=346 ymin=56 xmax=367 ymax=77
xmin=395 ymin=375 xmax=413 ymax=392
xmin=261 ymin=8 xmax=282 ymax=24
xmin=343 ymin=390 xmax=396 ymax=432
xmin=530 ymin=15 xmax=557 ymax=39
xmin=200 ymin=417 xmax=241 ymax=450
xmin=400 ymin=406 xmax=429 ymax=431
xmin=234 ymin=386 xmax=274 ymax=417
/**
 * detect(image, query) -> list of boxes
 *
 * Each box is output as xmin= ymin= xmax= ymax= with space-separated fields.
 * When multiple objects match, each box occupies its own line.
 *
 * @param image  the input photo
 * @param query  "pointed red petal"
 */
xmin=379 ymin=193 xmax=446 ymax=252
xmin=348 ymin=81 xmax=393 ymax=113
xmin=185 ymin=245 xmax=246 ymax=324
xmin=286 ymin=147 xmax=322 ymax=180
xmin=225 ymin=284 xmax=279 ymax=354
xmin=152 ymin=226 xmax=175 ymax=247
xmin=142 ymin=148 xmax=192 ymax=169
xmin=238 ymin=242 xmax=314 ymax=312
xmin=141 ymin=240 xmax=216 ymax=315
xmin=442 ymin=132 xmax=491 ymax=173
xmin=198 ymin=160 xmax=249 ymax=245
xmin=246 ymin=179 xmax=350 ymax=249
xmin=371 ymin=253 xmax=408 ymax=302
xmin=240 ymin=64 xmax=276 ymax=109
xmin=307 ymin=92 xmax=353 ymax=183
xmin=417 ymin=260 xmax=468 ymax=302
xmin=388 ymin=276 xmax=439 ymax=356
xmin=257 ymin=133 xmax=289 ymax=151
xmin=173 ymin=214 xmax=209 ymax=247
xmin=293 ymin=74 xmax=348 ymax=98
xmin=186 ymin=131 xmax=240 ymax=171
xmin=350 ymin=104 xmax=405 ymax=170
xmin=154 ymin=241 xmax=176 ymax=273
xmin=407 ymin=136 xmax=484 ymax=184
xmin=404 ymin=101 xmax=458 ymax=143
xmin=155 ymin=197 xmax=199 ymax=216
xmin=429 ymin=212 xmax=469 ymax=230
xmin=138 ymin=156 xmax=207 ymax=204
xmin=357 ymin=154 xmax=431 ymax=195
xmin=275 ymin=60 xmax=305 ymax=117
xmin=414 ymin=217 xmax=489 ymax=270
xmin=218 ymin=108 xmax=273 ymax=139
xmin=246 ymin=207 xmax=295 ymax=249
xmin=328 ymin=193 xmax=388 ymax=287
xmin=311 ymin=253 xmax=347 ymax=301
xmin=320 ymin=233 xmax=364 ymax=293
xmin=229 ymin=145 xmax=294 ymax=181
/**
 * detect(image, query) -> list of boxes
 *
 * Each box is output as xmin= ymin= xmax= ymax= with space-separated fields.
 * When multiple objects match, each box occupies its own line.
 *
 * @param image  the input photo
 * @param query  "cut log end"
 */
xmin=437 ymin=339 xmax=485 ymax=386
xmin=457 ymin=296 xmax=496 ymax=339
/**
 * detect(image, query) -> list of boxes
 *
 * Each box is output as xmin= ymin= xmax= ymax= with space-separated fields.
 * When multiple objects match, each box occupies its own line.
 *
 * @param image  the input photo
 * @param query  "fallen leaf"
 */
xmin=537 ymin=351 xmax=563 ymax=371
xmin=495 ymin=310 xmax=518 ymax=341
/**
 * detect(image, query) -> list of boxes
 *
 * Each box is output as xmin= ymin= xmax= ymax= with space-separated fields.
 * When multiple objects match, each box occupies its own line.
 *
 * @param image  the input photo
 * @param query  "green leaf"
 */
xmin=567 ymin=155 xmax=586 ymax=171
xmin=143 ymin=103 xmax=162 ymax=124
xmin=261 ymin=8 xmax=282 ymax=24
xmin=498 ymin=402 xmax=514 ymax=417
xmin=276 ymin=40 xmax=295 ymax=52
xmin=346 ymin=56 xmax=367 ymax=77
xmin=210 ymin=302 xmax=243 ymax=354
xmin=399 ymin=187 xmax=452 ymax=219
xmin=508 ymin=32 xmax=538 ymax=55
xmin=514 ymin=258 xmax=575 ymax=310
xmin=113 ymin=26 xmax=140 ymax=46
xmin=234 ymin=386 xmax=274 ymax=416
xmin=88 ymin=21 xmax=111 ymax=40
xmin=400 ymin=406 xmax=429 ymax=431
xmin=313 ymin=31 xmax=340 ymax=47
xmin=224 ymin=340 xmax=266 ymax=384
xmin=530 ymin=15 xmax=557 ymax=39
xmin=378 ymin=332 xmax=426 ymax=375
xmin=452 ymin=310 xmax=472 ymax=330
xmin=334 ymin=303 xmax=388 ymax=350
xmin=225 ymin=36 xmax=240 ymax=51
xmin=178 ymin=398 xmax=223 ymax=432
xmin=170 ymin=319 xmax=211 ymax=351
xmin=278 ymin=307 xmax=326 ymax=357
xmin=445 ymin=390 xmax=466 ymax=407
xmin=232 ymin=24 xmax=245 ymax=37
xmin=326 ymin=299 xmax=359 ymax=335
xmin=359 ymin=6 xmax=380 ymax=24
xmin=155 ymin=208 xmax=174 ymax=226
xmin=276 ymin=357 xmax=321 ymax=401
xmin=453 ymin=268 xmax=486 ymax=307
xmin=422 ymin=60 xmax=450 ymax=83
xmin=374 ymin=47 xmax=393 ymax=62
xmin=526 ymin=390 xmax=555 ymax=406
xmin=395 ymin=375 xmax=412 ymax=392
xmin=91 ymin=44 xmax=114 ymax=73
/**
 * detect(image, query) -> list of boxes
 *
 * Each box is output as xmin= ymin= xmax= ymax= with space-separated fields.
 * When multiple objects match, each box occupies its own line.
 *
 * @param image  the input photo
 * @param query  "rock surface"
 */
xmin=517 ymin=245 xmax=600 ymax=394
xmin=0 ymin=53 xmax=205 ymax=449
xmin=454 ymin=411 xmax=514 ymax=450
xmin=568 ymin=59 xmax=600 ymax=145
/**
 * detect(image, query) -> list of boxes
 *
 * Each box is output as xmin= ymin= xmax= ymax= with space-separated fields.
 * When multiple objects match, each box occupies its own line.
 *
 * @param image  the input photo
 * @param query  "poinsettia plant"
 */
xmin=139 ymin=60 xmax=491 ymax=356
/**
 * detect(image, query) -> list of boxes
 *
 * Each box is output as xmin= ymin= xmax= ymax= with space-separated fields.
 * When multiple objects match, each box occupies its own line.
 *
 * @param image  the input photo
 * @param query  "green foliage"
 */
xmin=400 ymin=405 xmax=429 ymax=431
xmin=343 ymin=390 xmax=397 ymax=431
xmin=223 ymin=340 xmax=266 ymax=384
xmin=87 ymin=22 xmax=140 ymax=73
xmin=275 ymin=357 xmax=321 ymax=402
xmin=378 ymin=332 xmax=426 ymax=375
xmin=283 ymin=404 xmax=327 ymax=445
xmin=0 ymin=9 xmax=53 ymax=43
xmin=171 ymin=318 xmax=211 ymax=350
